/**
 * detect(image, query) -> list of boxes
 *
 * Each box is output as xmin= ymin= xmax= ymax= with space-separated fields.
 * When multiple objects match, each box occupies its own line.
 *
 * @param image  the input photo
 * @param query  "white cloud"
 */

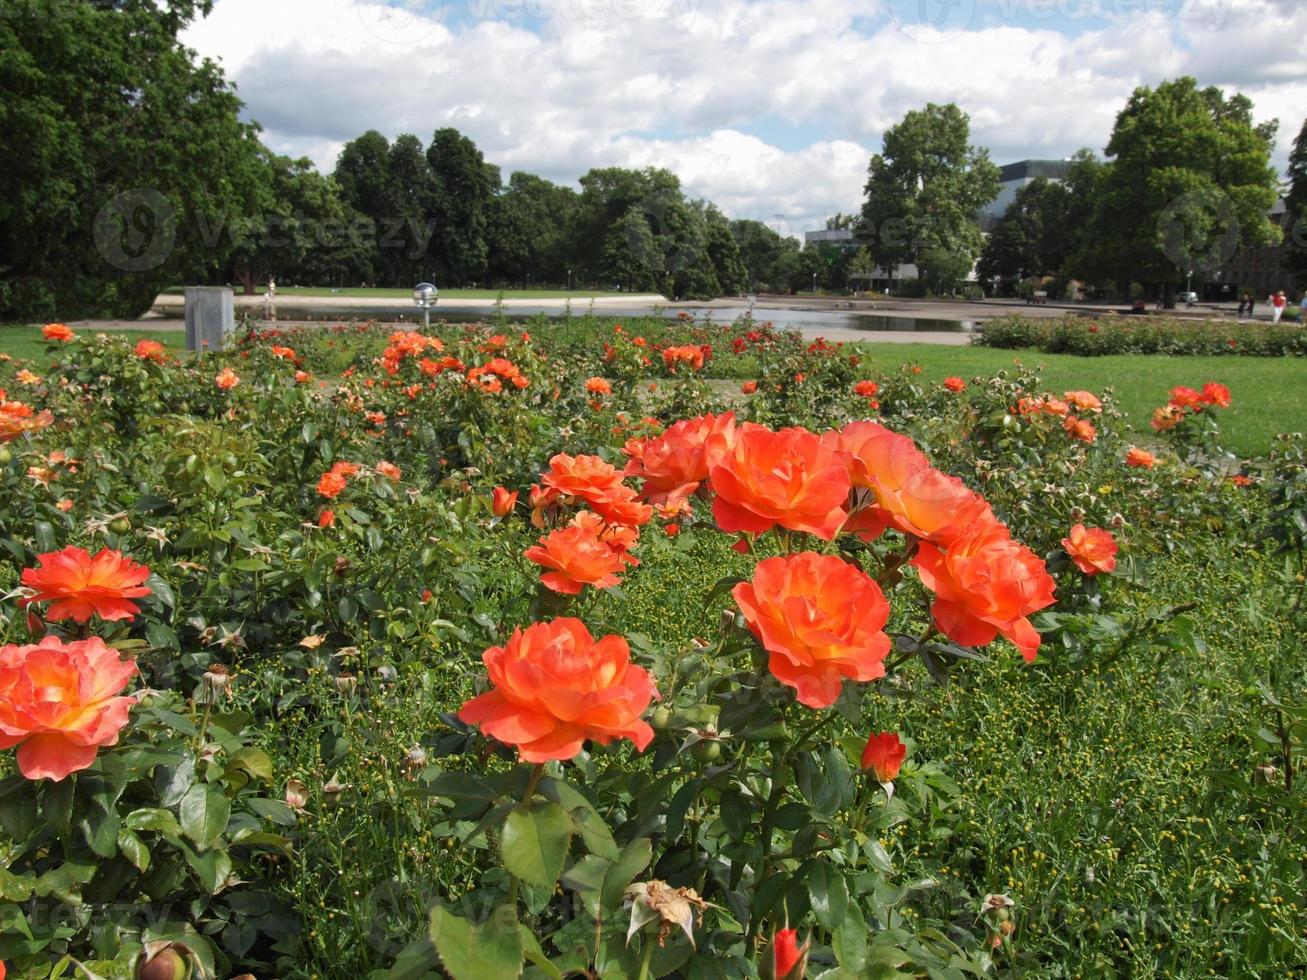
xmin=183 ymin=0 xmax=1306 ymax=235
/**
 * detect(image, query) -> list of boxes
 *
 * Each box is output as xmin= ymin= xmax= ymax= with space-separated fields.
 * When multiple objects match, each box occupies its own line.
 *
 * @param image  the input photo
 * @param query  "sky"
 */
xmin=182 ymin=0 xmax=1307 ymax=236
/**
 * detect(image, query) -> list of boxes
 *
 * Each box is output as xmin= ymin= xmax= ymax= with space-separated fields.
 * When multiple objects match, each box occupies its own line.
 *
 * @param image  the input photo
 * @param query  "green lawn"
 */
xmin=0 ymin=326 xmax=187 ymax=364
xmin=854 ymin=342 xmax=1307 ymax=458
xmin=161 ymin=286 xmax=643 ymax=300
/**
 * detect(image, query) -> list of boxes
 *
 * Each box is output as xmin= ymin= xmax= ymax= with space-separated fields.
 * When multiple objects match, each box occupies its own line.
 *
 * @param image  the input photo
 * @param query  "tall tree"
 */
xmin=1091 ymin=78 xmax=1280 ymax=306
xmin=485 ymin=172 xmax=579 ymax=285
xmin=977 ymin=176 xmax=1079 ymax=287
xmin=0 ymin=0 xmax=267 ymax=319
xmin=333 ymin=130 xmax=393 ymax=284
xmin=1286 ymin=117 xmax=1307 ymax=283
xmin=427 ymin=128 xmax=495 ymax=285
xmin=858 ymin=103 xmax=1000 ymax=278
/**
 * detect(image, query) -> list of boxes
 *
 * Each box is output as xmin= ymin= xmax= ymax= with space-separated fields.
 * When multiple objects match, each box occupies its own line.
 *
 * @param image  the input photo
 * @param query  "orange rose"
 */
xmin=1063 ymin=416 xmax=1096 ymax=443
xmin=215 ymin=367 xmax=240 ymax=390
xmin=911 ymin=523 xmax=1056 ymax=662
xmin=21 ymin=546 xmax=152 ymax=623
xmin=458 ymin=618 xmax=658 ymax=762
xmin=270 ymin=345 xmax=297 ymax=361
xmin=492 ymin=486 xmax=519 ymax=517
xmin=1151 ymin=405 xmax=1184 ymax=432
xmin=860 ymin=731 xmax=906 ymax=782
xmin=0 ymin=636 xmax=137 ymax=781
xmin=853 ymin=380 xmax=879 ymax=398
xmin=662 ymin=345 xmax=706 ymax=372
xmin=524 ymin=523 xmax=634 ymax=594
xmin=375 ymin=461 xmax=402 ymax=482
xmin=1168 ymin=386 xmax=1202 ymax=410
xmin=43 ymin=323 xmax=74 ymax=342
xmin=0 ymin=398 xmax=54 ymax=443
xmin=543 ymin=453 xmax=624 ymax=503
xmin=1064 ymin=390 xmax=1102 ymax=412
xmin=1125 ymin=447 xmax=1156 ymax=469
xmin=1062 ymin=524 xmax=1117 ymax=575
xmin=585 ymin=377 xmax=612 ymax=395
xmin=1200 ymin=382 xmax=1231 ymax=408
xmin=133 ymin=339 xmax=168 ymax=362
xmin=741 ymin=380 xmax=758 ymax=394
xmin=710 ymin=425 xmax=850 ymax=540
xmin=317 ymin=470 xmax=347 ymax=499
xmin=318 ymin=509 xmax=336 ymax=528
xmin=624 ymin=412 xmax=736 ymax=505
xmin=943 ymin=376 xmax=966 ymax=392
xmin=733 ymin=553 xmax=890 ymax=708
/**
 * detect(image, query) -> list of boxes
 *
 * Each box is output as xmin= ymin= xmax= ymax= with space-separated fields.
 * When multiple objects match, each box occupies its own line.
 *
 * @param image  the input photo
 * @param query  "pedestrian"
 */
xmin=1270 ymin=290 xmax=1287 ymax=323
xmin=1236 ymin=293 xmax=1249 ymax=319
xmin=1299 ymin=290 xmax=1307 ymax=320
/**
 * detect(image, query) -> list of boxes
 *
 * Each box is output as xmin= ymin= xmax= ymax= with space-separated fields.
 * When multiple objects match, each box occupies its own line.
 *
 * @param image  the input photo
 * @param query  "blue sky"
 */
xmin=184 ymin=0 xmax=1305 ymax=234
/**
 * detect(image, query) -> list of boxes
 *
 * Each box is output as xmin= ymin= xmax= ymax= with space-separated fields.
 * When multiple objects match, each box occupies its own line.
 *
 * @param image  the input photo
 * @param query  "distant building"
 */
xmin=980 ymin=159 xmax=1075 ymax=229
xmin=1211 ymin=199 xmax=1297 ymax=299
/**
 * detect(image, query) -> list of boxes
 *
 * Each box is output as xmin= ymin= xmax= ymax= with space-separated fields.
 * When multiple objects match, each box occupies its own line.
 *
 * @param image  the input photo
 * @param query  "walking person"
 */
xmin=1299 ymin=290 xmax=1307 ymax=322
xmin=1237 ymin=293 xmax=1250 ymax=319
xmin=1270 ymin=290 xmax=1287 ymax=323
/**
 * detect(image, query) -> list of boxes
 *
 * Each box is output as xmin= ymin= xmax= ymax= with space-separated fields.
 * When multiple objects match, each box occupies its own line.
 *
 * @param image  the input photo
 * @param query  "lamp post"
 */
xmin=412 ymin=281 xmax=438 ymax=330
xmin=567 ymin=268 xmax=572 ymax=291
xmin=812 ymin=272 xmax=818 ymax=294
xmin=1186 ymin=269 xmax=1193 ymax=305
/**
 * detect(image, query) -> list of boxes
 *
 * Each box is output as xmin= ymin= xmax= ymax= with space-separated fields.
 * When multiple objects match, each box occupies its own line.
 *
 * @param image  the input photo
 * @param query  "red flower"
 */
xmin=318 ymin=509 xmax=336 ymax=528
xmin=1125 ymin=447 xmax=1156 ymax=469
xmin=457 ymin=618 xmax=658 ymax=763
xmin=1063 ymin=416 xmax=1097 ymax=443
xmin=911 ymin=522 xmax=1056 ymax=662
xmin=1168 ymin=386 xmax=1202 ymax=410
xmin=524 ymin=522 xmax=635 ymax=594
xmin=624 ymin=412 xmax=736 ymax=505
xmin=1200 ymin=382 xmax=1231 ymax=408
xmin=1062 ymin=524 xmax=1117 ymax=575
xmin=21 ymin=547 xmax=151 ymax=623
xmin=492 ymin=487 xmax=519 ymax=517
xmin=586 ymin=377 xmax=612 ymax=395
xmin=741 ymin=380 xmax=758 ymax=394
xmin=733 ymin=553 xmax=890 ymax=708
xmin=771 ymin=928 xmax=808 ymax=979
xmin=853 ymin=380 xmax=879 ymax=398
xmin=943 ymin=376 xmax=966 ymax=393
xmin=43 ymin=323 xmax=74 ymax=342
xmin=0 ymin=636 xmax=137 ymax=781
xmin=134 ymin=339 xmax=168 ymax=362
xmin=709 ymin=425 xmax=850 ymax=541
xmin=861 ymin=731 xmax=906 ymax=782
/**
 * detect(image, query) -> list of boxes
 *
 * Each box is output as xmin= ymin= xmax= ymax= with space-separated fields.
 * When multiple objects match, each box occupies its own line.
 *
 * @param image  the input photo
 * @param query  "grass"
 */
xmin=161 ymin=286 xmax=644 ymax=300
xmin=0 ymin=326 xmax=187 ymax=364
xmin=852 ymin=342 xmax=1307 ymax=458
xmin=1 ymin=323 xmax=1301 ymax=457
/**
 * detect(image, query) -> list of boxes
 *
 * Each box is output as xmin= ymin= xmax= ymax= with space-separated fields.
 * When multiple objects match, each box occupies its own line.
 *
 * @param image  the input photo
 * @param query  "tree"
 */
xmin=333 ymin=130 xmax=393 ymax=284
xmin=1286 ymin=117 xmax=1307 ymax=283
xmin=917 ymin=246 xmax=974 ymax=295
xmin=977 ymin=176 xmax=1079 ymax=288
xmin=0 ymin=0 xmax=267 ymax=319
xmin=427 ymin=128 xmax=496 ymax=285
xmin=1091 ymin=78 xmax=1281 ymax=306
xmin=859 ymin=103 xmax=1000 ymax=278
xmin=225 ymin=151 xmax=355 ymax=294
xmin=730 ymin=220 xmax=800 ymax=292
xmin=701 ymin=204 xmax=748 ymax=296
xmin=485 ymin=173 xmax=580 ymax=285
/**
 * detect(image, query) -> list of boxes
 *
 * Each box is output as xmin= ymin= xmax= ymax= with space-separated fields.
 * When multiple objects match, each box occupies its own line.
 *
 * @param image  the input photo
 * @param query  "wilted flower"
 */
xmin=201 ymin=663 xmax=233 ymax=703
xmin=625 ymin=880 xmax=710 ymax=947
xmin=284 ymin=778 xmax=309 ymax=812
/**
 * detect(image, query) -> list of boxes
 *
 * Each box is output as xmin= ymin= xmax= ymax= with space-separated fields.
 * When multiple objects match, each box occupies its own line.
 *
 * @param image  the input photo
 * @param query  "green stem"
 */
xmin=635 ymin=935 xmax=655 ymax=980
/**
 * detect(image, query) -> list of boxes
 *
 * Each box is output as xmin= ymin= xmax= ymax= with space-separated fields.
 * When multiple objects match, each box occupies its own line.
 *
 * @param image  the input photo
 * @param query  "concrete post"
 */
xmin=184 ymin=287 xmax=236 ymax=352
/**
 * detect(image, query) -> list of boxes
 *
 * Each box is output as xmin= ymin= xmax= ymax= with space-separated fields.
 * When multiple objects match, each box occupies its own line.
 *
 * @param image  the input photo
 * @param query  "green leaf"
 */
xmin=832 ymin=901 xmax=867 ymax=969
xmin=519 ymin=925 xmax=563 ymax=979
xmin=537 ymin=777 xmax=618 ymax=861
xmin=601 ymin=837 xmax=653 ymax=913
xmin=179 ymin=785 xmax=231 ymax=852
xmin=124 ymin=807 xmax=183 ymax=837
xmin=78 ymin=800 xmax=121 ymax=859
xmin=224 ymin=747 xmax=274 ymax=784
xmin=429 ymin=905 xmax=523 ymax=980
xmin=807 ymin=861 xmax=849 ymax=932
xmin=501 ymin=802 xmax=572 ymax=889
xmin=117 ymin=829 xmax=151 ymax=873
xmin=245 ymin=797 xmax=298 ymax=827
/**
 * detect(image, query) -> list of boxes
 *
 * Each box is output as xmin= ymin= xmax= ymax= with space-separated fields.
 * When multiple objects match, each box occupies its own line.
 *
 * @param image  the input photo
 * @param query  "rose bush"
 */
xmin=0 ymin=317 xmax=1299 ymax=978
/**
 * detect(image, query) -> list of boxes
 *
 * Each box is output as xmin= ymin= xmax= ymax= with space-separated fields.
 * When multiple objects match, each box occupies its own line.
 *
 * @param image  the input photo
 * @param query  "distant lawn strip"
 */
xmin=0 ymin=327 xmax=187 ymax=365
xmin=161 ymin=286 xmax=640 ymax=300
xmin=851 ymin=342 xmax=1307 ymax=459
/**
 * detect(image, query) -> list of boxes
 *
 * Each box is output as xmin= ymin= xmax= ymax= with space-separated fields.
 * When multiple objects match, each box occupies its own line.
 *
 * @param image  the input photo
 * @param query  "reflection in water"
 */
xmin=254 ymin=303 xmax=977 ymax=334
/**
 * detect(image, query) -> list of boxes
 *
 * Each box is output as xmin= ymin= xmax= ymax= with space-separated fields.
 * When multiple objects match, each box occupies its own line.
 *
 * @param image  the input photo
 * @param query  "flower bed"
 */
xmin=975 ymin=312 xmax=1307 ymax=357
xmin=0 ymin=319 xmax=1302 ymax=978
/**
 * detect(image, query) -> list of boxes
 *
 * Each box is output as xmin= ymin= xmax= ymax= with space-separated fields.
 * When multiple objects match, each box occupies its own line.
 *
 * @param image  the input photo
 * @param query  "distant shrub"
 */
xmin=975 ymin=313 xmax=1307 ymax=357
